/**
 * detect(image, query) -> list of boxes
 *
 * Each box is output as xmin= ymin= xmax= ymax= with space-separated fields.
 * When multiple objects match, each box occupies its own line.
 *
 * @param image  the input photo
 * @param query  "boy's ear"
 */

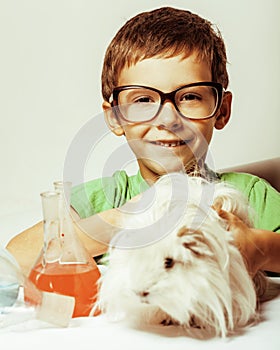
xmin=214 ymin=91 xmax=232 ymax=130
xmin=102 ymin=101 xmax=125 ymax=136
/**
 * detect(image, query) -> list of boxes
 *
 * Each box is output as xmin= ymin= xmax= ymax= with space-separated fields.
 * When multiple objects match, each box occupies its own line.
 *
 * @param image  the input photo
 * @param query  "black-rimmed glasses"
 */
xmin=109 ymin=82 xmax=224 ymax=123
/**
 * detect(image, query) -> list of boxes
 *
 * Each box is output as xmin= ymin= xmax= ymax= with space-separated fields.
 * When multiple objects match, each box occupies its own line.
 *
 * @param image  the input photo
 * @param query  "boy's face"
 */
xmin=103 ymin=53 xmax=231 ymax=183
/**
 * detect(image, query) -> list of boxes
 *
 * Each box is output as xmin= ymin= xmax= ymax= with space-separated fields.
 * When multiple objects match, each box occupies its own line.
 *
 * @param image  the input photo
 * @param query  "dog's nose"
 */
xmin=137 ymin=291 xmax=150 ymax=304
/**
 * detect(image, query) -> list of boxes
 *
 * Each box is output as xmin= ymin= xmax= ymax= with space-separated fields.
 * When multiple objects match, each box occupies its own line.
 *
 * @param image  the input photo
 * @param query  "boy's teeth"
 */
xmin=155 ymin=140 xmax=184 ymax=147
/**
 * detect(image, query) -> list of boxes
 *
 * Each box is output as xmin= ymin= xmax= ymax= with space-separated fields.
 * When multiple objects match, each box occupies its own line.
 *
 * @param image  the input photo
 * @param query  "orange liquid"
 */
xmin=26 ymin=262 xmax=101 ymax=317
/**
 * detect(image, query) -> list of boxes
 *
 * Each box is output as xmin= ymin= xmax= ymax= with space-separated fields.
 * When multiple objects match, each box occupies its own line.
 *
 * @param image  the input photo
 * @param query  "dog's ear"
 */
xmin=177 ymin=227 xmax=213 ymax=257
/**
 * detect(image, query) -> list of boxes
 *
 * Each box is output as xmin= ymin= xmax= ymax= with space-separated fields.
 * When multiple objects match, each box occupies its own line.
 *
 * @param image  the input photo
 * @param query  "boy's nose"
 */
xmin=155 ymin=102 xmax=183 ymax=131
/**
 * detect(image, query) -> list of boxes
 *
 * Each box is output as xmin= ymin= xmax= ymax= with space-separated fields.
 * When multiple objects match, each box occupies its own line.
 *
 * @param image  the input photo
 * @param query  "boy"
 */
xmin=7 ymin=7 xmax=280 ymax=277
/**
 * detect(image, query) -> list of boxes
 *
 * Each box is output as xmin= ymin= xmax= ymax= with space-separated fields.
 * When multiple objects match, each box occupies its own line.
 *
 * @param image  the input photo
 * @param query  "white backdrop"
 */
xmin=0 ymin=0 xmax=279 ymax=244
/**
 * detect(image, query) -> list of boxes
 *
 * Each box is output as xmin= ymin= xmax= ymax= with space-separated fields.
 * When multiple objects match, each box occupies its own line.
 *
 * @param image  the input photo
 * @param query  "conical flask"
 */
xmin=27 ymin=183 xmax=101 ymax=318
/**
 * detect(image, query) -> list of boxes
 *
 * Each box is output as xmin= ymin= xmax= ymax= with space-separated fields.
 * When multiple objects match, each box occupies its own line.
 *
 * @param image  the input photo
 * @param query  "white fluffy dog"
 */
xmin=96 ymin=173 xmax=266 ymax=338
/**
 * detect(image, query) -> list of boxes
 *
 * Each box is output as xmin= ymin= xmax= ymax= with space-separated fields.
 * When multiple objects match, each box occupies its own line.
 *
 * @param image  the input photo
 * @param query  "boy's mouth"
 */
xmin=150 ymin=139 xmax=191 ymax=148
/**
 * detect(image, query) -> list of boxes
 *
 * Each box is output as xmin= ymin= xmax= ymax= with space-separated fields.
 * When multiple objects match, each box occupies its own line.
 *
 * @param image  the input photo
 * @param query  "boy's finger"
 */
xmin=215 ymin=209 xmax=244 ymax=232
xmin=216 ymin=208 xmax=233 ymax=221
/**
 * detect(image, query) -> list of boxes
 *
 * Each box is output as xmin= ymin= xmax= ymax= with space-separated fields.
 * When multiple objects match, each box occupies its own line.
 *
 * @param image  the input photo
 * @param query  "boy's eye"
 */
xmin=180 ymin=93 xmax=202 ymax=102
xmin=133 ymin=96 xmax=156 ymax=104
xmin=120 ymin=88 xmax=159 ymax=105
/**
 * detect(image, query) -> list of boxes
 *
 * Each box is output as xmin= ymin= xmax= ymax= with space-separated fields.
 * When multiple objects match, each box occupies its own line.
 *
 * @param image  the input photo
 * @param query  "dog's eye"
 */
xmin=164 ymin=257 xmax=175 ymax=269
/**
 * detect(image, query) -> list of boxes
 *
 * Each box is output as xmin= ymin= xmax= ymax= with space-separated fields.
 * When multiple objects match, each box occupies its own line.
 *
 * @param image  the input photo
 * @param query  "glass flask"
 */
xmin=27 ymin=182 xmax=101 ymax=318
xmin=0 ymin=248 xmax=20 ymax=308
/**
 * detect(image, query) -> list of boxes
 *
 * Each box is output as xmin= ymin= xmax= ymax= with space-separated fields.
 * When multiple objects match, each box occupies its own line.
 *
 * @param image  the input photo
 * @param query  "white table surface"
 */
xmin=1 ymin=291 xmax=280 ymax=350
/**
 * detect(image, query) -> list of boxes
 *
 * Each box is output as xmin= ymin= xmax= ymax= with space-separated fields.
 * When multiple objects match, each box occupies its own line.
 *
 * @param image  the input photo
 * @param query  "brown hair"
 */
xmin=101 ymin=7 xmax=229 ymax=102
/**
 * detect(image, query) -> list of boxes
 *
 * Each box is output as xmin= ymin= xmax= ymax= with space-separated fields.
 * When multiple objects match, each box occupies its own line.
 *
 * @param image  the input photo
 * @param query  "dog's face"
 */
xmin=97 ymin=174 xmax=258 ymax=337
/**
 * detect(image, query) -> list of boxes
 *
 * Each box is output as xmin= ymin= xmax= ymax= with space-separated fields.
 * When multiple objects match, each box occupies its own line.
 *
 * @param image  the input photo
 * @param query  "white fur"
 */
xmin=96 ymin=173 xmax=265 ymax=338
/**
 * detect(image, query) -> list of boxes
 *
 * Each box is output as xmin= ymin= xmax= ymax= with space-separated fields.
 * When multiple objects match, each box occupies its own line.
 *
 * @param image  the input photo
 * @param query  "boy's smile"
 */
xmin=103 ymin=54 xmax=231 ymax=183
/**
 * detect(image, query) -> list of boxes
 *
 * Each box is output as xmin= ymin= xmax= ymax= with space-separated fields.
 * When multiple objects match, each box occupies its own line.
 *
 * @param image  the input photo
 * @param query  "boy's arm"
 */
xmin=217 ymin=209 xmax=280 ymax=276
xmin=6 ymin=221 xmax=44 ymax=276
xmin=6 ymin=207 xmax=121 ymax=275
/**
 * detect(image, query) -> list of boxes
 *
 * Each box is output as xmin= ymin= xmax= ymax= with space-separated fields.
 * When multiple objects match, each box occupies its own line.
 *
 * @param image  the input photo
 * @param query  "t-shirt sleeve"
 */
xmin=219 ymin=172 xmax=280 ymax=233
xmin=70 ymin=177 xmax=116 ymax=218
xmin=246 ymin=177 xmax=280 ymax=233
xmin=70 ymin=171 xmax=137 ymax=219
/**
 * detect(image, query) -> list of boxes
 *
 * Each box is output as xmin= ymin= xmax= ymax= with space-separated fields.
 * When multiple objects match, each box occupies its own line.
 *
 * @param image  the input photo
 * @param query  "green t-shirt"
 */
xmin=71 ymin=170 xmax=280 ymax=233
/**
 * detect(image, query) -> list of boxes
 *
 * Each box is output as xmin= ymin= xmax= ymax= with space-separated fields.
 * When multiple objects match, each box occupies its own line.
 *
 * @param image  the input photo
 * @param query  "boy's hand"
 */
xmin=216 ymin=209 xmax=266 ymax=277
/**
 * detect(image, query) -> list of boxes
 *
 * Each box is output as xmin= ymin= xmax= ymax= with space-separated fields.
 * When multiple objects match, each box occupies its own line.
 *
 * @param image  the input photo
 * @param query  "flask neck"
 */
xmin=40 ymin=191 xmax=61 ymax=265
xmin=53 ymin=181 xmax=90 ymax=265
